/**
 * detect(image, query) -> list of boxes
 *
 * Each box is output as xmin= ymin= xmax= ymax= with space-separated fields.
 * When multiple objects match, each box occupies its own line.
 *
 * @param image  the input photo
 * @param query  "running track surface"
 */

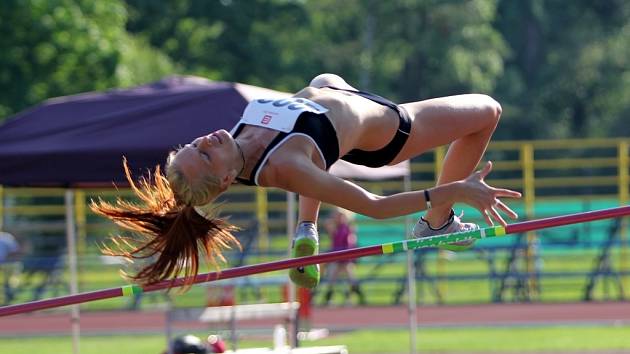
xmin=1 ymin=302 xmax=629 ymax=336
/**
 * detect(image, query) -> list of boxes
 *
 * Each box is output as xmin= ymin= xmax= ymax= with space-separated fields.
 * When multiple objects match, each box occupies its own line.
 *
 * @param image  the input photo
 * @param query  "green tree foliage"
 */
xmin=1 ymin=0 xmax=628 ymax=140
xmin=495 ymin=0 xmax=630 ymax=138
xmin=124 ymin=0 xmax=507 ymax=99
xmin=125 ymin=0 xmax=318 ymax=91
xmin=334 ymin=0 xmax=508 ymax=101
xmin=0 ymin=0 xmax=174 ymax=118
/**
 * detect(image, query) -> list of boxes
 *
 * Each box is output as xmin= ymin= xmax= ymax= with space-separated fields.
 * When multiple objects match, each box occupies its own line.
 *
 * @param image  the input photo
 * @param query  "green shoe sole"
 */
xmin=293 ymin=238 xmax=317 ymax=258
xmin=289 ymin=238 xmax=320 ymax=288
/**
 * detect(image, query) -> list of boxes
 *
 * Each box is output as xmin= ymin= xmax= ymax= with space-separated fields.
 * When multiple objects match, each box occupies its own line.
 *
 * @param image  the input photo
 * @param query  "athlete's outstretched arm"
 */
xmin=276 ymin=160 xmax=520 ymax=226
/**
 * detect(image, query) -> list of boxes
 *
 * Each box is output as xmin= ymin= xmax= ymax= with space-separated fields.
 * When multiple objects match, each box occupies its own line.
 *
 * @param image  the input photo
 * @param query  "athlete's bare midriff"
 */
xmin=293 ymin=87 xmax=400 ymax=155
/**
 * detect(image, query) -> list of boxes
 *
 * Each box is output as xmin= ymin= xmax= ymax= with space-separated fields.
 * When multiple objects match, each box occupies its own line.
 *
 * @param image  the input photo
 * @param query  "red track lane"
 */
xmin=2 ymin=302 xmax=630 ymax=336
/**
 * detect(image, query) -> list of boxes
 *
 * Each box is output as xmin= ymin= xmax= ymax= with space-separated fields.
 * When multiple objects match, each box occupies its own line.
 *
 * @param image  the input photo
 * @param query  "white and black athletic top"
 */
xmin=230 ymin=97 xmax=340 ymax=186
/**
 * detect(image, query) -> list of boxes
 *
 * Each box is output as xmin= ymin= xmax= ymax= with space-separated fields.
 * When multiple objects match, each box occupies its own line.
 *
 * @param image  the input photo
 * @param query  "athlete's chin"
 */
xmin=217 ymin=129 xmax=232 ymax=140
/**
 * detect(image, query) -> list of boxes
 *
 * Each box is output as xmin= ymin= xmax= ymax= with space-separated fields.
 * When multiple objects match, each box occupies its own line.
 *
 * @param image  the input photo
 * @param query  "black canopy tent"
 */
xmin=0 ymin=76 xmax=294 ymax=186
xmin=0 ymin=75 xmax=408 ymax=186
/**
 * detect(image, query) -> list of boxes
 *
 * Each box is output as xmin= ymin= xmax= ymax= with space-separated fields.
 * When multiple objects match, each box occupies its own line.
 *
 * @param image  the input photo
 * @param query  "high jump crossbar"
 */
xmin=1 ymin=205 xmax=629 ymax=317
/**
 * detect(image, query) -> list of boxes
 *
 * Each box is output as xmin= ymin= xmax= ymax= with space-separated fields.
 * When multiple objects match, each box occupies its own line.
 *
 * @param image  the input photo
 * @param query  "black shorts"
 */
xmin=326 ymin=87 xmax=412 ymax=168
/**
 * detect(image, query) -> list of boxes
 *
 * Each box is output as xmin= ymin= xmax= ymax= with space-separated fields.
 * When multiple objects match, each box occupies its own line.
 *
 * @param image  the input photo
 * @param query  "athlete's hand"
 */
xmin=456 ymin=161 xmax=522 ymax=226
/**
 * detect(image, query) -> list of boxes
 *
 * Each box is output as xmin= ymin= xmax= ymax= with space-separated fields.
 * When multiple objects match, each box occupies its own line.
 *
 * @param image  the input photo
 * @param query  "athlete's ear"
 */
xmin=220 ymin=170 xmax=238 ymax=191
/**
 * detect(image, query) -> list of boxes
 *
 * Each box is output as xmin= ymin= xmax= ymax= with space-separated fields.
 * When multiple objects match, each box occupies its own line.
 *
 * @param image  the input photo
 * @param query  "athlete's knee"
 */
xmin=478 ymin=94 xmax=502 ymax=126
xmin=490 ymin=96 xmax=502 ymax=121
xmin=309 ymin=73 xmax=345 ymax=88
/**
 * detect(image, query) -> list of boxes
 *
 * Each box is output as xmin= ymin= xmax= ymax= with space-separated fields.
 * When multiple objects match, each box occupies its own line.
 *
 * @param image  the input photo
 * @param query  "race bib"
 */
xmin=240 ymin=97 xmax=329 ymax=132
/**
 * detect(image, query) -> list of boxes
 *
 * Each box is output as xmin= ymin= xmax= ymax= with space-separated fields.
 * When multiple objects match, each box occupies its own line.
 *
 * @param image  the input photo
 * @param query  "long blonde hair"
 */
xmin=166 ymin=151 xmax=222 ymax=206
xmin=90 ymin=159 xmax=240 ymax=290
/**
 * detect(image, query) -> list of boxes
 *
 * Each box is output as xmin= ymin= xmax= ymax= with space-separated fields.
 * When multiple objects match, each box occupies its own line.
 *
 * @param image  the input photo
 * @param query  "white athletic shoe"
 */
xmin=413 ymin=210 xmax=478 ymax=251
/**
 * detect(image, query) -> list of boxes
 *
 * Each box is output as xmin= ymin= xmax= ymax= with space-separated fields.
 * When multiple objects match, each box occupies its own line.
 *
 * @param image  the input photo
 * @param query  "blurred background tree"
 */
xmin=0 ymin=0 xmax=173 ymax=118
xmin=495 ymin=0 xmax=630 ymax=138
xmin=0 ymin=0 xmax=628 ymax=140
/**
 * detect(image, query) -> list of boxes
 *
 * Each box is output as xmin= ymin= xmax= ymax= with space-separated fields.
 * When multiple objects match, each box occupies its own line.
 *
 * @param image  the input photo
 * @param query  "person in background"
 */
xmin=164 ymin=334 xmax=211 ymax=354
xmin=322 ymin=208 xmax=365 ymax=305
xmin=0 ymin=232 xmax=19 ymax=264
xmin=0 ymin=231 xmax=20 ymax=304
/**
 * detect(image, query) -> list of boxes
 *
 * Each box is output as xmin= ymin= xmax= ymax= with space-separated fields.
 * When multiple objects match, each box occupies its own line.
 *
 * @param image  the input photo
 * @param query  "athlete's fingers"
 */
xmin=489 ymin=206 xmax=507 ymax=227
xmin=478 ymin=161 xmax=493 ymax=179
xmin=482 ymin=209 xmax=494 ymax=226
xmin=493 ymin=188 xmax=522 ymax=198
xmin=495 ymin=200 xmax=518 ymax=219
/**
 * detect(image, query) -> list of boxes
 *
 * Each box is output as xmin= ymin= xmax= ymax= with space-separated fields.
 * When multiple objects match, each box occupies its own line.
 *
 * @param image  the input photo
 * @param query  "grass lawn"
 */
xmin=2 ymin=325 xmax=630 ymax=353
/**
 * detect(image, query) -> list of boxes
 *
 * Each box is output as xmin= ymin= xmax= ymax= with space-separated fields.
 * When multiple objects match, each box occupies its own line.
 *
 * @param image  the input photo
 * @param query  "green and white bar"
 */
xmin=382 ymin=226 xmax=506 ymax=254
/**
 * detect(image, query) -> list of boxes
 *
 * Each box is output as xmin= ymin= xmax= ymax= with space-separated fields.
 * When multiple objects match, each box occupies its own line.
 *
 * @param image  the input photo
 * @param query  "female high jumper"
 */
xmin=92 ymin=73 xmax=521 ymax=289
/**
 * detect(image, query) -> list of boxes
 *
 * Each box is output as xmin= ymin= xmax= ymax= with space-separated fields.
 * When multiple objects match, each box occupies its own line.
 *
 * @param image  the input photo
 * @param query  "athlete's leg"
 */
xmin=397 ymin=94 xmax=502 ymax=227
xmin=298 ymin=195 xmax=320 ymax=223
xmin=323 ymin=262 xmax=340 ymax=305
xmin=289 ymin=196 xmax=322 ymax=288
xmin=345 ymin=262 xmax=357 ymax=282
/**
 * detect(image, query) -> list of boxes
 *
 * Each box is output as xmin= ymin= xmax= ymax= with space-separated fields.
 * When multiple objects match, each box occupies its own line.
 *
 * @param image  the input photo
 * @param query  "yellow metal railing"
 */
xmin=619 ymin=139 xmax=630 ymax=201
xmin=2 ymin=137 xmax=629 ymax=238
xmin=74 ymin=190 xmax=87 ymax=268
xmin=619 ymin=141 xmax=629 ymax=290
xmin=520 ymin=143 xmax=538 ymax=297
xmin=256 ymin=187 xmax=269 ymax=249
xmin=434 ymin=146 xmax=448 ymax=297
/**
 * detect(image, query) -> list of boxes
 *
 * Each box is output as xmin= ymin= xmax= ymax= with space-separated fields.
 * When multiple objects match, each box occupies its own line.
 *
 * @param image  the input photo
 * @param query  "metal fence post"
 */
xmin=256 ymin=187 xmax=269 ymax=250
xmin=434 ymin=146 xmax=447 ymax=299
xmin=74 ymin=190 xmax=87 ymax=280
xmin=65 ymin=190 xmax=80 ymax=354
xmin=521 ymin=143 xmax=538 ymax=299
xmin=618 ymin=141 xmax=629 ymax=295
